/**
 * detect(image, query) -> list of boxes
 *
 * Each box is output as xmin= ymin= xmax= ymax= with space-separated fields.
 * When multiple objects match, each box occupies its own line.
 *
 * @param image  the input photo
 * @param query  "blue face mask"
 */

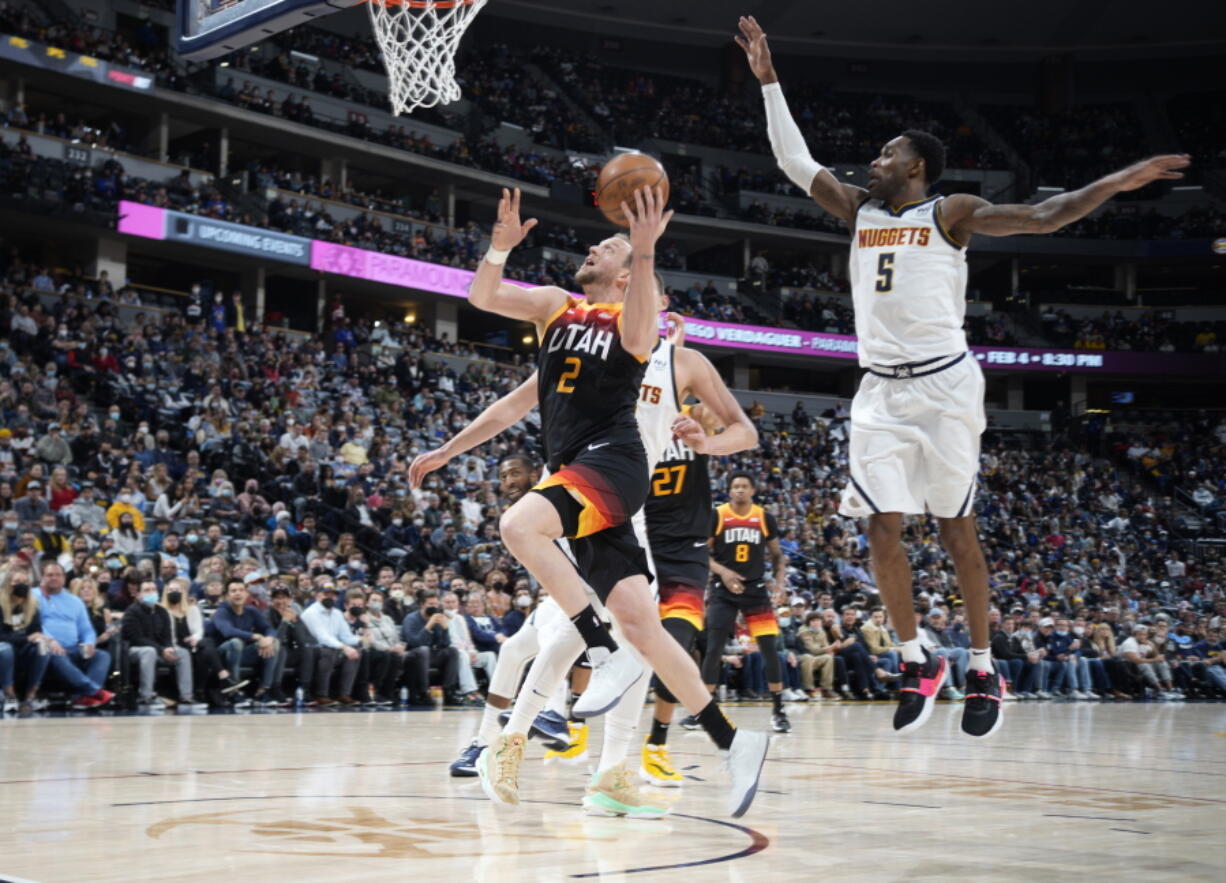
xmin=141 ymin=592 xmax=159 ymax=606
xmin=778 ymin=617 xmax=792 ymax=628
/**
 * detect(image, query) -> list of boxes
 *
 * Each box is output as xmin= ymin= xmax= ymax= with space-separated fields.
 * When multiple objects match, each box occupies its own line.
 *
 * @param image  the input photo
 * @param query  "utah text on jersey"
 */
xmin=544 ymin=315 xmax=615 ymax=360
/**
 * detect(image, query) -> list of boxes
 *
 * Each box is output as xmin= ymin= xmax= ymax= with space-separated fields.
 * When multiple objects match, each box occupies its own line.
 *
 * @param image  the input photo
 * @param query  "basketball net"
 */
xmin=367 ymin=0 xmax=488 ymax=116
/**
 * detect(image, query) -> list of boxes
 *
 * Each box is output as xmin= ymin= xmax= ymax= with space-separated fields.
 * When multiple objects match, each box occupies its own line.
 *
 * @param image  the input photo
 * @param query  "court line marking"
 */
xmin=106 ymin=793 xmax=770 ymax=877
xmin=1043 ymin=814 xmax=1138 ymax=822
xmin=862 ymin=800 xmax=941 ymax=809
xmin=1110 ymin=828 xmax=1152 ymax=834
xmin=771 ymin=759 xmax=1226 ymax=804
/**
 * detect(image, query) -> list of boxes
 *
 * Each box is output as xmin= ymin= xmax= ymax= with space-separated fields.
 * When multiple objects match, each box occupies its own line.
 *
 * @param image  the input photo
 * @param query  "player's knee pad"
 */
xmin=662 ymin=617 xmax=698 ymax=653
xmin=653 ymin=677 xmax=678 ymax=705
xmin=756 ymin=634 xmax=783 ymax=682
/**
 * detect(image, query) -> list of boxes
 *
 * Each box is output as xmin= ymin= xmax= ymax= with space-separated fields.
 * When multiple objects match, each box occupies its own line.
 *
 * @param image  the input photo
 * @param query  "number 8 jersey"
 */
xmin=537 ymin=296 xmax=649 ymax=471
xmin=711 ymin=503 xmax=778 ymax=583
xmin=850 ymin=195 xmax=968 ymax=367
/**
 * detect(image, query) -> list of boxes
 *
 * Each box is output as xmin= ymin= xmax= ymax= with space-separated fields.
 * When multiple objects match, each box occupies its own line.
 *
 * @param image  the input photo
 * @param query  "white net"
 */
xmin=367 ymin=0 xmax=488 ymax=116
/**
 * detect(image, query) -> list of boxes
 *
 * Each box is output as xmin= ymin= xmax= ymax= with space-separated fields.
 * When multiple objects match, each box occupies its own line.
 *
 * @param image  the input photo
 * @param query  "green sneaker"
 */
xmin=582 ymin=763 xmax=669 ymax=819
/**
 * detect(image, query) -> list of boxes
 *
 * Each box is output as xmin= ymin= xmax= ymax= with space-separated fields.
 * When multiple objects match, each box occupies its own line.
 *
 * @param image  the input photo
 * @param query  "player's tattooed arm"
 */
xmin=943 ymin=154 xmax=1191 ymax=241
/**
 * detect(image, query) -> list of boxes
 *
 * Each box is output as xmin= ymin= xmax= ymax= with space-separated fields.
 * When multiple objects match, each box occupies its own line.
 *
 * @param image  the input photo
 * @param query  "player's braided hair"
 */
xmin=901 ymin=129 xmax=946 ymax=186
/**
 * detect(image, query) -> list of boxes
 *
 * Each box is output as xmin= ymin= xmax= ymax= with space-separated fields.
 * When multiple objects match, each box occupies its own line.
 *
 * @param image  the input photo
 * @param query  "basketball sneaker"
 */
xmin=722 ymin=729 xmax=770 ymax=818
xmin=477 ymin=733 xmax=526 ymax=806
xmin=770 ymin=710 xmax=791 ymax=734
xmin=543 ymin=721 xmax=589 ymax=766
xmin=583 ymin=764 xmax=669 ymax=819
xmin=639 ymin=742 xmax=683 ymax=788
xmin=498 ymin=708 xmax=571 ymax=751
xmin=961 ymin=669 xmax=1007 ymax=739
xmin=893 ymin=648 xmax=948 ymax=734
xmin=450 ymin=739 xmax=483 ymax=778
xmin=678 ymin=714 xmax=702 ymax=730
xmin=572 ymin=647 xmax=644 ymax=718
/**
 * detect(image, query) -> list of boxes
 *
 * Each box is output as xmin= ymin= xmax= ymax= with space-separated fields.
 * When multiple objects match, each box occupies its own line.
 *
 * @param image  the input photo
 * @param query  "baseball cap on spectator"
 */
xmin=244 ymin=571 xmax=267 ymax=586
xmin=27 ymin=480 xmax=42 ymax=489
xmin=318 ymin=582 xmax=337 ymax=593
xmin=1133 ymin=623 xmax=1149 ymax=633
xmin=48 ymin=422 xmax=60 ymax=430
xmin=1039 ymin=617 xmax=1055 ymax=627
xmin=0 ymin=429 xmax=10 ymax=438
xmin=275 ymin=510 xmax=291 ymax=520
xmin=270 ymin=585 xmax=291 ymax=598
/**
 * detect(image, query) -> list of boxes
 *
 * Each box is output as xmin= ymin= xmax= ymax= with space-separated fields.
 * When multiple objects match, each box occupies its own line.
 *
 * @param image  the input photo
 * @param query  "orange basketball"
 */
xmin=595 ymin=152 xmax=670 ymax=227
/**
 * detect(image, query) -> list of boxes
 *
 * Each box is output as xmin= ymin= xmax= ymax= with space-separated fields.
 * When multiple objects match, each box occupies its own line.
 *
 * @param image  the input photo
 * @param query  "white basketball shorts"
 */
xmin=839 ymin=353 xmax=985 ymax=519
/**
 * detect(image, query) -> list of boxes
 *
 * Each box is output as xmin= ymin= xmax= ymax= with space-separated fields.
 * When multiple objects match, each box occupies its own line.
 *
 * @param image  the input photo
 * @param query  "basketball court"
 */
xmin=3 ymin=703 xmax=1222 ymax=881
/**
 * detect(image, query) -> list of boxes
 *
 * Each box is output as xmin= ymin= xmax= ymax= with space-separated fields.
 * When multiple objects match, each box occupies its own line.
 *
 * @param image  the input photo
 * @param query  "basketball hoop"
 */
xmin=366 ymin=0 xmax=488 ymax=116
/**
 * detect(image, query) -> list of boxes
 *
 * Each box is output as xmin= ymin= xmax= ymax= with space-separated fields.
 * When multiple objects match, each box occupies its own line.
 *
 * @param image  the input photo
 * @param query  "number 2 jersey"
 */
xmin=537 ymin=296 xmax=648 ymax=472
xmin=711 ymin=502 xmax=778 ymax=588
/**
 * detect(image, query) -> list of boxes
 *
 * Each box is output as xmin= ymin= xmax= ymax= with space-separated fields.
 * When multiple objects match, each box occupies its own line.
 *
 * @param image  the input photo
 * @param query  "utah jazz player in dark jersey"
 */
xmin=706 ymin=471 xmax=791 ymax=733
xmin=467 ymin=185 xmax=769 ymax=817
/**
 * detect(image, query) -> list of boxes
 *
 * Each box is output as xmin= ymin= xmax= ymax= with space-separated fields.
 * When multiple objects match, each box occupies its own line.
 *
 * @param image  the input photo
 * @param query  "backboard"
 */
xmin=174 ymin=0 xmax=358 ymax=61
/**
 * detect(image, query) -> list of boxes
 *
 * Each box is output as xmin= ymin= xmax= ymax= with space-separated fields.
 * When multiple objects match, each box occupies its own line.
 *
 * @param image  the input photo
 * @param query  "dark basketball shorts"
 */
xmin=568 ymin=526 xmax=653 ymax=603
xmin=658 ymin=581 xmax=705 ymax=632
xmin=533 ymin=441 xmax=649 ymax=539
xmin=650 ymin=536 xmax=711 ymax=594
xmin=706 ymin=580 xmax=779 ymax=639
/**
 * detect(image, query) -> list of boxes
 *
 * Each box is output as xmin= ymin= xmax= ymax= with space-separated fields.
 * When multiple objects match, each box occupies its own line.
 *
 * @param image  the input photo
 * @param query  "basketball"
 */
xmin=595 ymin=152 xmax=670 ymax=226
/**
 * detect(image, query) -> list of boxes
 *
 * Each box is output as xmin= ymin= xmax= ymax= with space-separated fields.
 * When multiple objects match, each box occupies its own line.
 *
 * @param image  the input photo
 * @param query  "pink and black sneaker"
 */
xmin=961 ymin=668 xmax=1006 ymax=738
xmin=893 ymin=648 xmax=948 ymax=733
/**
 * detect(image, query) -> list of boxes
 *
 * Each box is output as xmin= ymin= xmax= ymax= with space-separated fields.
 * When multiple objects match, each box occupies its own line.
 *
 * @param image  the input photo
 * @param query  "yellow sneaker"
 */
xmin=583 ymin=763 xmax=669 ymax=819
xmin=543 ymin=721 xmax=589 ymax=766
xmin=477 ymin=732 xmax=526 ymax=805
xmin=639 ymin=742 xmax=683 ymax=788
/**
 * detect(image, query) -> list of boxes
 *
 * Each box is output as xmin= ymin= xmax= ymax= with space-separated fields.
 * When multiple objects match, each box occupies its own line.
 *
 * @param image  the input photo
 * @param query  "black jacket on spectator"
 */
xmin=0 ymin=604 xmax=41 ymax=648
xmin=121 ymin=602 xmax=175 ymax=652
xmin=990 ymin=629 xmax=1029 ymax=660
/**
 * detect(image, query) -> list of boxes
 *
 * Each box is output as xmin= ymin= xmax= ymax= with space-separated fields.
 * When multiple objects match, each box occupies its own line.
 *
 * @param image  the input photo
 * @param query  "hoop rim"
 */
xmin=366 ymin=0 xmax=478 ymax=8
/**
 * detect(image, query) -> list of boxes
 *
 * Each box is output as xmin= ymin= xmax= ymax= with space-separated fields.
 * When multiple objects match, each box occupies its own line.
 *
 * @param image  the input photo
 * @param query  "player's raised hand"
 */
xmin=491 ymin=187 xmax=538 ymax=250
xmin=622 ymin=184 xmax=674 ymax=250
xmin=1109 ymin=154 xmax=1192 ymax=192
xmin=734 ymin=16 xmax=777 ymax=84
xmin=664 ymin=311 xmax=686 ymax=346
xmin=408 ymin=447 xmax=451 ymax=488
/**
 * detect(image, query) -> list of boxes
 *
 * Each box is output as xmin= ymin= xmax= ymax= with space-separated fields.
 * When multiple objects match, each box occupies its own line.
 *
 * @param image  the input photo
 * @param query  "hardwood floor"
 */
xmin=2 ymin=700 xmax=1223 ymax=881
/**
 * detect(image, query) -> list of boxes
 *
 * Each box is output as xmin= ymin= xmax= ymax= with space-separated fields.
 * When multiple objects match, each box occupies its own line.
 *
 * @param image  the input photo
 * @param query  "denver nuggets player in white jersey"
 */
xmin=738 ymin=14 xmax=1190 ymax=739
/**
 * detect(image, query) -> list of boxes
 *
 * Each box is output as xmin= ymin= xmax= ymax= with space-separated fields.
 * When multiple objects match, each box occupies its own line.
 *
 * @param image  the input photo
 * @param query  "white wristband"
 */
xmin=484 ymin=246 xmax=510 ymax=266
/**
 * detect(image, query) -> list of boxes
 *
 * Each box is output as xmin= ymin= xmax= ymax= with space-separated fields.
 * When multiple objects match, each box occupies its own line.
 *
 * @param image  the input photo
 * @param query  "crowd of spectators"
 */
xmin=0 ymin=230 xmax=1223 ymax=713
xmin=1040 ymin=308 xmax=1224 ymax=354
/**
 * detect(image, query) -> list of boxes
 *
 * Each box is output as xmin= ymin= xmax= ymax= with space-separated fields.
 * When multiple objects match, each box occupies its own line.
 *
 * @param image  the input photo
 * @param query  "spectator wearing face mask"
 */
xmin=0 ymin=566 xmax=52 ymax=714
xmin=400 ymin=589 xmax=462 ymax=706
xmin=33 ymin=423 xmax=72 ymax=467
xmin=498 ymin=589 xmax=534 ymax=638
xmin=121 ymin=579 xmax=193 ymax=710
xmin=300 ymin=583 xmax=361 ymax=706
xmin=105 ymin=491 xmax=145 ymax=532
xmin=111 ymin=512 xmax=144 ymax=558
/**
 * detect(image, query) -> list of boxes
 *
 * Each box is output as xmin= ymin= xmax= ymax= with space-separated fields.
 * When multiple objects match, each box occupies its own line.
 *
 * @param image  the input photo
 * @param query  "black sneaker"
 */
xmin=893 ymin=648 xmax=948 ymax=734
xmin=770 ymin=710 xmax=791 ymax=733
xmin=679 ymin=714 xmax=702 ymax=731
xmin=961 ymin=668 xmax=1006 ymax=738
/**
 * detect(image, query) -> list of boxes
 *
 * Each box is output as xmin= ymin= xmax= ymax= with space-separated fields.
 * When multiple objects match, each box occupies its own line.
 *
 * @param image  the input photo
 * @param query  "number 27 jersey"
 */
xmin=537 ymin=296 xmax=648 ymax=469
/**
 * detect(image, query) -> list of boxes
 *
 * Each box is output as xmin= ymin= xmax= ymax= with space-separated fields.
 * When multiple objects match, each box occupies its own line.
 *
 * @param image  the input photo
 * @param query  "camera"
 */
xmin=425 ymin=606 xmax=440 ymax=618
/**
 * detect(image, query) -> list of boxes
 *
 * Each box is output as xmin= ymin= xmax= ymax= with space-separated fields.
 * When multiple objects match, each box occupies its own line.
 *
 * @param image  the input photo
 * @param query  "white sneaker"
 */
xmin=1002 ymin=690 xmax=1019 ymax=702
xmin=723 ymin=729 xmax=770 ymax=818
xmin=572 ymin=647 xmax=644 ymax=718
xmin=1035 ymin=690 xmax=1053 ymax=700
xmin=2 ymin=696 xmax=16 ymax=713
xmin=1071 ymin=690 xmax=1088 ymax=700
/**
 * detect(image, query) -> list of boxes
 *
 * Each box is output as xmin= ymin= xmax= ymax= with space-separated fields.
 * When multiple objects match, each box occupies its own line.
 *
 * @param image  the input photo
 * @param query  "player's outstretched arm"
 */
xmin=672 ymin=348 xmax=758 ymax=456
xmin=469 ymin=187 xmax=568 ymax=323
xmin=408 ymin=372 xmax=539 ymax=488
xmin=736 ymin=15 xmax=864 ymax=227
xmin=621 ymin=184 xmax=674 ymax=359
xmin=942 ymin=154 xmax=1192 ymax=240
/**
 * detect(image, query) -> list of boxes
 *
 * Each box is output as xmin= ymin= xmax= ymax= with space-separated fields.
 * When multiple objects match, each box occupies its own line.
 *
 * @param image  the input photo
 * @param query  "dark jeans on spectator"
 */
xmin=999 ymin=657 xmax=1024 ymax=689
xmin=218 ymin=638 xmax=280 ymax=690
xmin=45 ymin=647 xmax=111 ymax=696
xmin=186 ymin=637 xmax=230 ymax=693
xmin=274 ymin=642 xmax=318 ymax=693
xmin=837 ymin=643 xmax=876 ymax=693
xmin=364 ymin=647 xmax=405 ymax=699
xmin=403 ymin=646 xmax=458 ymax=694
xmin=315 ymin=646 xmax=360 ymax=698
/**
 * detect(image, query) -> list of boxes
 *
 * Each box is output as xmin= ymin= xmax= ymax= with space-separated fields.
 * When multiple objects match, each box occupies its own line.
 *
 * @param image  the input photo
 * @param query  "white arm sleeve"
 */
xmin=762 ymin=82 xmax=824 ymax=194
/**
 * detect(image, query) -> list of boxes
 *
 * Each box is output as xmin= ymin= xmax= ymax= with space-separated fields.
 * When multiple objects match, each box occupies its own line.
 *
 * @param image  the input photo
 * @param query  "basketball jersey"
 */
xmin=537 ymin=297 xmax=648 ymax=470
xmin=711 ymin=503 xmax=778 ymax=583
xmin=635 ymin=339 xmax=681 ymax=471
xmin=645 ymin=407 xmax=711 ymax=544
xmin=850 ymin=195 xmax=968 ymax=366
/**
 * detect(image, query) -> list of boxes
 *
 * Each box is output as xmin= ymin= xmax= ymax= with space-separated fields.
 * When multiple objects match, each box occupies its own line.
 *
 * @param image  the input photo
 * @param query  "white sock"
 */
xmin=597 ymin=669 xmax=650 ymax=773
xmin=506 ymin=627 xmax=584 ymax=735
xmin=968 ymin=648 xmax=993 ymax=674
xmin=545 ymin=677 xmax=569 ymax=717
xmin=478 ymin=703 xmax=503 ymax=747
xmin=900 ymin=637 xmax=925 ymax=664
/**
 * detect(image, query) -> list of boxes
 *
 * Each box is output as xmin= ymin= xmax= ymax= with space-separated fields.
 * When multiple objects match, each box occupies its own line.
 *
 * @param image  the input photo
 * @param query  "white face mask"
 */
xmin=1073 ymin=626 xmax=1085 ymax=636
xmin=515 ymin=596 xmax=531 ymax=609
xmin=390 ymin=589 xmax=405 ymax=601
xmin=445 ymin=608 xmax=456 ymax=618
